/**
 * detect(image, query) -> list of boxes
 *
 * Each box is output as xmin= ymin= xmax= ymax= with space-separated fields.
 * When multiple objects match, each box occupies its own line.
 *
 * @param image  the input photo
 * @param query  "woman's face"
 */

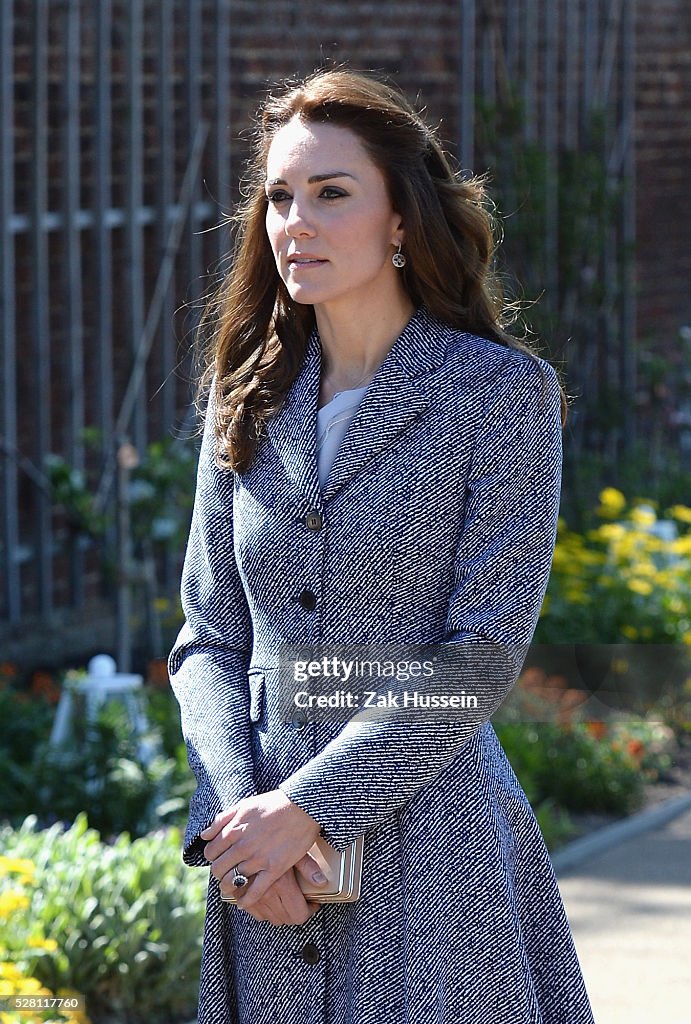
xmin=264 ymin=117 xmax=404 ymax=312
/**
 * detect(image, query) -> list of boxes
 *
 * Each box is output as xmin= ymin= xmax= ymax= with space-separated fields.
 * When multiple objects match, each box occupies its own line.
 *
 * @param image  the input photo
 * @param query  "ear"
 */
xmin=391 ymin=216 xmax=405 ymax=249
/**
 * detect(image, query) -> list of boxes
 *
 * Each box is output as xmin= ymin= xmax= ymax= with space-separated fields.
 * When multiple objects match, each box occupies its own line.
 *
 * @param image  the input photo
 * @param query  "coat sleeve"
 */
xmin=278 ymin=355 xmax=563 ymax=850
xmin=168 ymin=392 xmax=255 ymax=865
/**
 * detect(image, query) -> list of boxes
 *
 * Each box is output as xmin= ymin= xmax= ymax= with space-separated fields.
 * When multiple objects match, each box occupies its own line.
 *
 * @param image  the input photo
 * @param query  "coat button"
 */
xmin=305 ymin=510 xmax=323 ymax=531
xmin=290 ymin=710 xmax=308 ymax=730
xmin=300 ymin=942 xmax=321 ymax=964
xmin=298 ymin=589 xmax=317 ymax=611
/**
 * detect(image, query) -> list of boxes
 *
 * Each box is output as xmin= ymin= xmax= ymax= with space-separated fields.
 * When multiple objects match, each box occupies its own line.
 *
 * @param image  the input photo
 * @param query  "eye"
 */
xmin=266 ymin=189 xmax=291 ymax=204
xmin=320 ymin=186 xmax=347 ymax=200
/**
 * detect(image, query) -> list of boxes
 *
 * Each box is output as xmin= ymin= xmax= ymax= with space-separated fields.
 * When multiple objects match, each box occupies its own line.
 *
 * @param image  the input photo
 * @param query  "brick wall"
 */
xmin=4 ymin=0 xmax=691 ymax=665
xmin=3 ymin=0 xmax=468 ymax=662
xmin=635 ymin=0 xmax=691 ymax=346
xmin=225 ymin=0 xmax=462 ymax=154
xmin=9 ymin=0 xmax=690 ymax=409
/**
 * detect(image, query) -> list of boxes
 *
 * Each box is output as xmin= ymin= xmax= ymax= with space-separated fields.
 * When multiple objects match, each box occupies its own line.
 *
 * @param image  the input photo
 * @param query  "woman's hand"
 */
xmin=201 ymin=789 xmax=322 ymax=911
xmin=227 ymin=865 xmax=323 ymax=926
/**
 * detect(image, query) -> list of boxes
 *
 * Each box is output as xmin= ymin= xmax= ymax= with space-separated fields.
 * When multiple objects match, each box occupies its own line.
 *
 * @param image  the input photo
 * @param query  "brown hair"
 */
xmin=198 ymin=68 xmax=566 ymax=471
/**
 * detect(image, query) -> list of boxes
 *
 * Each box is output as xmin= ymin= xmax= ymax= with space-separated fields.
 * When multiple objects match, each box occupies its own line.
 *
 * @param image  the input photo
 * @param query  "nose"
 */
xmin=284 ymin=197 xmax=315 ymax=237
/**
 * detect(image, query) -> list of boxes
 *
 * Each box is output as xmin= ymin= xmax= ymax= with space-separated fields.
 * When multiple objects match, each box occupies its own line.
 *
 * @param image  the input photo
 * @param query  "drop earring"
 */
xmin=392 ymin=242 xmax=407 ymax=268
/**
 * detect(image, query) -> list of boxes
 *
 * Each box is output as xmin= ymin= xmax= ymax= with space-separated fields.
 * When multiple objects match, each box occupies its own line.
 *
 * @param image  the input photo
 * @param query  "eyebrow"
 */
xmin=265 ymin=171 xmax=356 ymax=187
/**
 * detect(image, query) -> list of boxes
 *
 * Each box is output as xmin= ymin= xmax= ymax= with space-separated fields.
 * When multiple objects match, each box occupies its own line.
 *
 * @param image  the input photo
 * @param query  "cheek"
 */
xmin=265 ymin=212 xmax=283 ymax=257
xmin=349 ymin=209 xmax=396 ymax=262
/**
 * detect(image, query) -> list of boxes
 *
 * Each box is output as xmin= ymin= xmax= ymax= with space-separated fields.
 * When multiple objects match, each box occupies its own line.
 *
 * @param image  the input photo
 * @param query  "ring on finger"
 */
xmin=232 ymin=864 xmax=249 ymax=888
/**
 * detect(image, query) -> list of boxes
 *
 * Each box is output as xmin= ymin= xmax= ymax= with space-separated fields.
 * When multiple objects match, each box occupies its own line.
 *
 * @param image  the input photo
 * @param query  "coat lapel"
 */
xmin=321 ymin=362 xmax=429 ymax=503
xmin=264 ymin=328 xmax=323 ymax=511
xmin=265 ymin=306 xmax=450 ymax=507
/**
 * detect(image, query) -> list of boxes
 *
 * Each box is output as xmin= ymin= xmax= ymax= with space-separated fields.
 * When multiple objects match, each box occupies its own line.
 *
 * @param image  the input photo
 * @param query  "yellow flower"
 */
xmin=551 ymin=548 xmax=568 ymax=568
xmin=0 ymin=892 xmax=29 ymax=916
xmin=597 ymin=487 xmax=627 ymax=516
xmin=629 ymin=506 xmax=656 ymax=527
xmin=56 ymin=989 xmax=92 ymax=1024
xmin=0 ymin=964 xmax=23 ymax=982
xmin=628 ymin=578 xmax=653 ymax=596
xmin=595 ymin=523 xmax=627 ymax=543
xmin=579 ymin=549 xmax=606 ymax=566
xmin=668 ymin=504 xmax=691 ymax=525
xmin=617 ymin=533 xmax=645 ymax=560
xmin=26 ymin=937 xmax=58 ymax=952
xmin=629 ymin=559 xmax=657 ymax=578
xmin=0 ymin=858 xmax=35 ymax=878
xmin=9 ymin=978 xmax=47 ymax=995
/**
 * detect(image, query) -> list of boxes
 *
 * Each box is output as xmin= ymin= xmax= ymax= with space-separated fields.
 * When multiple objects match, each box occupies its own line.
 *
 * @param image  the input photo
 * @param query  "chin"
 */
xmin=285 ymin=293 xmax=318 ymax=308
xmin=284 ymin=284 xmax=336 ymax=306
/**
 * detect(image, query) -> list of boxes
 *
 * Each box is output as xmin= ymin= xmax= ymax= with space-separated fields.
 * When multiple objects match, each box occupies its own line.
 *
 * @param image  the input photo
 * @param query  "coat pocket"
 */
xmin=247 ymin=670 xmax=266 ymax=725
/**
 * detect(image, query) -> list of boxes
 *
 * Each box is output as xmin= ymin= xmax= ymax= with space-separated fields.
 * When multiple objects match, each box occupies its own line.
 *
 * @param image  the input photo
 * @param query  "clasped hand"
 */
xmin=202 ymin=789 xmax=325 ymax=926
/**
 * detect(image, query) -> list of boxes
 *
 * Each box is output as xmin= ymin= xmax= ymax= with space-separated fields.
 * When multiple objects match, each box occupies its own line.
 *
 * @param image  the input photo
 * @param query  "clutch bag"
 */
xmin=220 ymin=834 xmax=364 ymax=904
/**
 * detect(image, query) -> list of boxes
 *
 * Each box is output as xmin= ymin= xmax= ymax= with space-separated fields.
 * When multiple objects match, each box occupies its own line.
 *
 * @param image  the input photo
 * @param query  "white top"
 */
xmin=316 ymin=384 xmax=369 ymax=490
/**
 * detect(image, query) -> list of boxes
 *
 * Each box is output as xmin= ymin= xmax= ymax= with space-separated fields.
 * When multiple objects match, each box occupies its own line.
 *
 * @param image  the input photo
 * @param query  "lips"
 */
xmin=287 ymin=254 xmax=327 ymax=266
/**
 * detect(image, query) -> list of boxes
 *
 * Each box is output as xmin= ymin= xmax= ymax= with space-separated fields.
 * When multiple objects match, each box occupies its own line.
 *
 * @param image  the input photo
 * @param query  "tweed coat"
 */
xmin=169 ymin=305 xmax=595 ymax=1024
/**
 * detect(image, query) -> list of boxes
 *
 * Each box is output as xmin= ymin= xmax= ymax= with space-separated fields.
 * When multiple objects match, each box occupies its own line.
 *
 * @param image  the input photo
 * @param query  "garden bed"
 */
xmin=1 ymin=669 xmax=689 ymax=1024
xmin=561 ymin=735 xmax=691 ymax=846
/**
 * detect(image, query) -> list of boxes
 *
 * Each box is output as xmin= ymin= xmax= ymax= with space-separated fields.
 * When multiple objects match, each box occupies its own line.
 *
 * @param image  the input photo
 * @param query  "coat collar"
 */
xmin=264 ymin=306 xmax=449 ymax=508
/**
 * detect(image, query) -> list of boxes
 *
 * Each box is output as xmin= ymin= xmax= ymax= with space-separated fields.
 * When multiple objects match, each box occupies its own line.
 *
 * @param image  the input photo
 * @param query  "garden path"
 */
xmin=556 ymin=802 xmax=691 ymax=1024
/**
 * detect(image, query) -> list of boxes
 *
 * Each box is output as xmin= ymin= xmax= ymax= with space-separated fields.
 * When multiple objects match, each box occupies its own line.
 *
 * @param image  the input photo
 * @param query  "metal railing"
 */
xmin=0 ymin=0 xmax=635 ymax=647
xmin=1 ymin=0 xmax=233 ymax=635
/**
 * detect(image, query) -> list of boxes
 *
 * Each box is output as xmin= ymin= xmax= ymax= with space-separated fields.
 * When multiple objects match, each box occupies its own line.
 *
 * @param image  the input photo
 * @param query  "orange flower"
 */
xmin=627 ymin=739 xmax=645 ymax=761
xmin=546 ymin=674 xmax=569 ymax=691
xmin=29 ymin=672 xmax=61 ymax=704
xmin=586 ymin=721 xmax=608 ymax=740
xmin=556 ymin=688 xmax=586 ymax=726
xmin=0 ymin=663 xmax=17 ymax=689
xmin=519 ymin=667 xmax=548 ymax=692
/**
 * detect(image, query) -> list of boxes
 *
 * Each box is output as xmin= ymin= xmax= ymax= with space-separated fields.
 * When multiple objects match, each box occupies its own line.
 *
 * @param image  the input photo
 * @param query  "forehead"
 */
xmin=265 ymin=117 xmax=379 ymax=180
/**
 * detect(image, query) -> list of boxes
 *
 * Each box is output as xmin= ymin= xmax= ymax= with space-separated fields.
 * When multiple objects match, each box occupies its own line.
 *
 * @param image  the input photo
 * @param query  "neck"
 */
xmin=314 ymin=285 xmax=416 ymax=399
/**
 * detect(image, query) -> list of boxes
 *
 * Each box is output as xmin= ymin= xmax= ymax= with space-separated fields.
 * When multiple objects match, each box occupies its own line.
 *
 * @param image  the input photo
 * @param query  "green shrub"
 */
xmin=0 ymin=690 xmax=193 ymax=839
xmin=536 ymin=490 xmax=691 ymax=645
xmin=532 ymin=799 xmax=576 ymax=851
xmin=0 ymin=815 xmax=206 ymax=1024
xmin=497 ymin=721 xmax=645 ymax=816
xmin=0 ymin=691 xmax=53 ymax=763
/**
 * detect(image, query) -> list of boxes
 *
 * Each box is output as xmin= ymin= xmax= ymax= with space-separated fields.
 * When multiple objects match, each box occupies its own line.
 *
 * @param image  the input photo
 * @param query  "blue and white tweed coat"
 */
xmin=169 ymin=306 xmax=595 ymax=1024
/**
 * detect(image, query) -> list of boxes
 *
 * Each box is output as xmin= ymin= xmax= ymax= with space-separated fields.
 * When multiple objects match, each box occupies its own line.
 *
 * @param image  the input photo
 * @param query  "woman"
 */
xmin=169 ymin=68 xmax=595 ymax=1024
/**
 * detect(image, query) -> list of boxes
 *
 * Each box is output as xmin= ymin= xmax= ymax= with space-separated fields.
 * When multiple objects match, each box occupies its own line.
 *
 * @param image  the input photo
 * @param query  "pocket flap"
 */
xmin=248 ymin=670 xmax=265 ymax=723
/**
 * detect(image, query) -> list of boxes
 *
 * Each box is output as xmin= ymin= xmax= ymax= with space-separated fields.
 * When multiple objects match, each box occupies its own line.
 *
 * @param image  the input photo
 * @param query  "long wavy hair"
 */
xmin=198 ymin=68 xmax=566 ymax=472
